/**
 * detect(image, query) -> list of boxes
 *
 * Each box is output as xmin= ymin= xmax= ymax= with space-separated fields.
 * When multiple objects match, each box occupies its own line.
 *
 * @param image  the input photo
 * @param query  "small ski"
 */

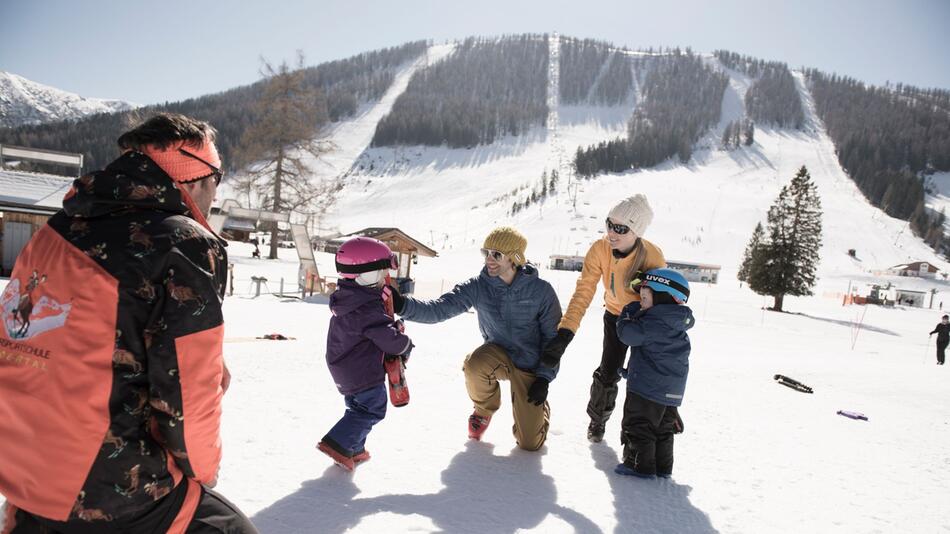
xmin=384 ymin=355 xmax=409 ymax=407
xmin=381 ymin=279 xmax=410 ymax=407
xmin=837 ymin=410 xmax=868 ymax=421
xmin=773 ymin=374 xmax=813 ymax=394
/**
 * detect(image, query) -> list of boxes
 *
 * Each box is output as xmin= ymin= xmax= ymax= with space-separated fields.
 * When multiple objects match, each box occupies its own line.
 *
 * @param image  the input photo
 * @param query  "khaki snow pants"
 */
xmin=463 ymin=343 xmax=550 ymax=451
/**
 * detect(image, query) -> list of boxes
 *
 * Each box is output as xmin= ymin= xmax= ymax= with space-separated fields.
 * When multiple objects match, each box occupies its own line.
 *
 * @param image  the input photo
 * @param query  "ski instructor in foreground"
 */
xmin=388 ymin=227 xmax=562 ymax=450
xmin=0 ymin=113 xmax=257 ymax=533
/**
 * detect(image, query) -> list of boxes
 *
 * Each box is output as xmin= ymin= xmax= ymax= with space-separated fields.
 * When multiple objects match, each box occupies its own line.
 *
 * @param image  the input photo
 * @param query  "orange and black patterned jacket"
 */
xmin=0 ymin=151 xmax=228 ymax=527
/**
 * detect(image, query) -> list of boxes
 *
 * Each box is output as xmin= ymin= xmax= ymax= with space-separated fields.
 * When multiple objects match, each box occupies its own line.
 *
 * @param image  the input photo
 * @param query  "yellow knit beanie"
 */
xmin=483 ymin=226 xmax=528 ymax=266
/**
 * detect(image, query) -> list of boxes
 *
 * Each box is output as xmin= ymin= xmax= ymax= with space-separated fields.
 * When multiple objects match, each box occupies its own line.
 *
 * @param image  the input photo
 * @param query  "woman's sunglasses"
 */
xmin=480 ymin=248 xmax=506 ymax=261
xmin=179 ymin=148 xmax=224 ymax=186
xmin=605 ymin=218 xmax=631 ymax=235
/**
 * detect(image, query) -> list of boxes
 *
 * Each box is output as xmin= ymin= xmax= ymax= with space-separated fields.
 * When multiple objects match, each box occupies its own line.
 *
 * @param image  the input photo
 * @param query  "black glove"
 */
xmin=540 ymin=328 xmax=574 ymax=368
xmin=387 ymin=284 xmax=406 ymax=314
xmin=385 ymin=343 xmax=411 ymax=368
xmin=527 ymin=377 xmax=549 ymax=406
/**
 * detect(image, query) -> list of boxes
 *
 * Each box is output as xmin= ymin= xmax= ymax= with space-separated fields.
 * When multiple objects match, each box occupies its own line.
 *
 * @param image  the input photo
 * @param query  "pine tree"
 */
xmin=237 ymin=52 xmax=336 ymax=259
xmin=744 ymin=120 xmax=755 ymax=146
xmin=738 ymin=222 xmax=765 ymax=282
xmin=748 ymin=165 xmax=823 ymax=311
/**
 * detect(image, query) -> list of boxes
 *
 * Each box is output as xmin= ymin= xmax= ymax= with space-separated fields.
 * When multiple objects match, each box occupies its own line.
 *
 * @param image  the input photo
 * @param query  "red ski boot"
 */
xmin=467 ymin=412 xmax=492 ymax=441
xmin=352 ymin=449 xmax=371 ymax=466
xmin=317 ymin=441 xmax=355 ymax=471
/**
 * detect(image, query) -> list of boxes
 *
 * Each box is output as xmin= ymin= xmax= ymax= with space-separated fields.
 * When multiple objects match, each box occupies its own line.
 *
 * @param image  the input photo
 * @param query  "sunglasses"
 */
xmin=178 ymin=148 xmax=224 ymax=186
xmin=480 ymin=248 xmax=506 ymax=261
xmin=605 ymin=218 xmax=631 ymax=235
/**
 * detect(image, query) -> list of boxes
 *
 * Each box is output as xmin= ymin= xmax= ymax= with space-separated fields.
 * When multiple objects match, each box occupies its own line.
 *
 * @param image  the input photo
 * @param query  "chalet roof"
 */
xmin=0 ymin=169 xmax=72 ymax=215
xmin=888 ymin=261 xmax=939 ymax=273
xmin=336 ymin=227 xmax=438 ymax=257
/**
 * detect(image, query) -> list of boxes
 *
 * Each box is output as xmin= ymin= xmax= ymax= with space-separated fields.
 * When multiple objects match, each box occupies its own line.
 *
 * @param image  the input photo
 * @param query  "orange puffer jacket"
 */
xmin=558 ymin=236 xmax=665 ymax=333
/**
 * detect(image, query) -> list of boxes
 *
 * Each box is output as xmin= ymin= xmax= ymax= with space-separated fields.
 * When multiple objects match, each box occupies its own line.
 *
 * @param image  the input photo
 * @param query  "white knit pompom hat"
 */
xmin=607 ymin=194 xmax=653 ymax=236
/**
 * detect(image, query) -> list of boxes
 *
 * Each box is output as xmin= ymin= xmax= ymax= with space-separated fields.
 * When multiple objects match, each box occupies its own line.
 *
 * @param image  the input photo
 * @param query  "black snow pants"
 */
xmin=586 ymin=311 xmax=628 ymax=427
xmin=620 ymin=392 xmax=684 ymax=476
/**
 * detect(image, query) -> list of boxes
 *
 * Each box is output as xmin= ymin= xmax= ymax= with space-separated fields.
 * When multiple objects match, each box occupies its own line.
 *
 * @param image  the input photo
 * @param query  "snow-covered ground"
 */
xmin=4 ymin=45 xmax=950 ymax=533
xmin=924 ymin=170 xmax=950 ymax=235
xmin=206 ymin=47 xmax=950 ymax=531
xmin=206 ymin=242 xmax=948 ymax=533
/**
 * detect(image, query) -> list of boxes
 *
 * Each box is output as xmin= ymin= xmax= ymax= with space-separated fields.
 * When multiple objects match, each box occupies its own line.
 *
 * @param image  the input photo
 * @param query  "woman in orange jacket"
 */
xmin=538 ymin=194 xmax=666 ymax=443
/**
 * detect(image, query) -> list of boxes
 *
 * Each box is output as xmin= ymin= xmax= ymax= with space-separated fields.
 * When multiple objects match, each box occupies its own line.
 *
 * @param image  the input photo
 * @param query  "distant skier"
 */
xmin=614 ymin=268 xmax=694 ymax=479
xmin=319 ymin=237 xmax=413 ymax=471
xmin=388 ymin=227 xmax=562 ymax=451
xmin=929 ymin=314 xmax=949 ymax=365
xmin=537 ymin=194 xmax=667 ymax=443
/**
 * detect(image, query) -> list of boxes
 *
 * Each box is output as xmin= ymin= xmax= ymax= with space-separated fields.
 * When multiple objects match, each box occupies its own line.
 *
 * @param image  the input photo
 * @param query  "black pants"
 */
xmin=586 ymin=311 xmax=629 ymax=426
xmin=937 ymin=339 xmax=948 ymax=364
xmin=620 ymin=392 xmax=683 ymax=476
xmin=12 ymin=482 xmax=258 ymax=534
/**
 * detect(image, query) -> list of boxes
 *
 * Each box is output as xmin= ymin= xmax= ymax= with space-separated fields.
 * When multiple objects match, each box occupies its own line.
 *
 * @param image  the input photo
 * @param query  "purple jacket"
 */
xmin=326 ymin=279 xmax=413 ymax=395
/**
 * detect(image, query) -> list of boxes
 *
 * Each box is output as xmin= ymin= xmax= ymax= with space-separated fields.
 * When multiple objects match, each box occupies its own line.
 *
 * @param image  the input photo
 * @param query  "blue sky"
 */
xmin=1 ymin=0 xmax=948 ymax=105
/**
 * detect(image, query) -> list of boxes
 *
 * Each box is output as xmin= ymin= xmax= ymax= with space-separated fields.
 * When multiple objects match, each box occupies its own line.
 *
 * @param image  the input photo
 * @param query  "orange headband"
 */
xmin=140 ymin=139 xmax=221 ymax=184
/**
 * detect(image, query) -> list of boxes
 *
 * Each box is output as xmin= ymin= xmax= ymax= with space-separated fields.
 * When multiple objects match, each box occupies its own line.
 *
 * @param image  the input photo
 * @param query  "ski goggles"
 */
xmin=335 ymin=253 xmax=399 ymax=277
xmin=605 ymin=218 xmax=631 ymax=235
xmin=178 ymin=148 xmax=224 ymax=186
xmin=480 ymin=248 xmax=507 ymax=261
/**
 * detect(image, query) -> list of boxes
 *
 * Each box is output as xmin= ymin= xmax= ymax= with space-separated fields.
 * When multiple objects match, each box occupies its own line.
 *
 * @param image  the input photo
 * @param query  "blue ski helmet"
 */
xmin=640 ymin=268 xmax=690 ymax=303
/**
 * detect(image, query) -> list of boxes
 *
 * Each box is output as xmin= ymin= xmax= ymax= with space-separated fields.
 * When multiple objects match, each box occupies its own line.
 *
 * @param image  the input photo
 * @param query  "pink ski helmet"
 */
xmin=335 ymin=237 xmax=398 ymax=279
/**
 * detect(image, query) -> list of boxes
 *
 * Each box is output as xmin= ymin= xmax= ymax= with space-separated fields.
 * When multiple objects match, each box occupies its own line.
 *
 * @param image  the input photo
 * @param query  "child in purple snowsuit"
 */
xmin=318 ymin=237 xmax=413 ymax=470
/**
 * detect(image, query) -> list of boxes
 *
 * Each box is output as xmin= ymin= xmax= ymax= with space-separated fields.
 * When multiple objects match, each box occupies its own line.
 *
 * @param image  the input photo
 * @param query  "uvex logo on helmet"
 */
xmin=645 ymin=273 xmax=672 ymax=286
xmin=640 ymin=268 xmax=691 ymax=303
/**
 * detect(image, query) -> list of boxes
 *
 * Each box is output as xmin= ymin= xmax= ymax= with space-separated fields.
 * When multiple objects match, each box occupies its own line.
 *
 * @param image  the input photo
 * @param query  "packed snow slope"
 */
xmin=222 ymin=245 xmax=949 ymax=533
xmin=297 ymin=43 xmax=949 ymax=291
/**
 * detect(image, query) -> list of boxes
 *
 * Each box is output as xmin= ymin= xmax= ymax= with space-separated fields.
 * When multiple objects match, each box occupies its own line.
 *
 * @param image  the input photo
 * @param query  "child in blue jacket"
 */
xmin=614 ymin=268 xmax=694 ymax=479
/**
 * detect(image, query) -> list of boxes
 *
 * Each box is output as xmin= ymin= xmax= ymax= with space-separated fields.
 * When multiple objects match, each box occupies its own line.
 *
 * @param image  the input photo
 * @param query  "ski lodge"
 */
xmin=0 ymin=145 xmax=81 ymax=276
xmin=666 ymin=260 xmax=721 ymax=284
xmin=548 ymin=254 xmax=584 ymax=272
xmin=885 ymin=261 xmax=941 ymax=279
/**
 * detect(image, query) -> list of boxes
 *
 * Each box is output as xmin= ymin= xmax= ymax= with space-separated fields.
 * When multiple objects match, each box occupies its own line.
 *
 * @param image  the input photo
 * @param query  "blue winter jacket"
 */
xmin=616 ymin=302 xmax=695 ymax=406
xmin=400 ymin=265 xmax=562 ymax=381
xmin=327 ymin=279 xmax=413 ymax=395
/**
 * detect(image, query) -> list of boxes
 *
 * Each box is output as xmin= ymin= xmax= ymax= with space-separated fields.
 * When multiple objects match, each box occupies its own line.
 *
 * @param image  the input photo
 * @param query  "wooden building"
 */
xmin=0 ymin=170 xmax=74 ymax=275
xmin=0 ymin=145 xmax=83 ymax=276
xmin=666 ymin=260 xmax=721 ymax=284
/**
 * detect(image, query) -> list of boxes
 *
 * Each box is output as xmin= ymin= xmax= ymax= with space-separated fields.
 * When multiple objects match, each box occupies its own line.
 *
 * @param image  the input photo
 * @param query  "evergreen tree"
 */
xmin=738 ymin=222 xmax=765 ymax=282
xmin=237 ymin=52 xmax=337 ymax=259
xmin=744 ymin=120 xmax=755 ymax=146
xmin=748 ymin=166 xmax=823 ymax=311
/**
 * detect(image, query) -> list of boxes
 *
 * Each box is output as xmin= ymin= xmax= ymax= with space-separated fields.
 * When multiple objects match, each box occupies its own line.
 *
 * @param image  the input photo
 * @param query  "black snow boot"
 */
xmin=586 ymin=369 xmax=619 ymax=433
xmin=587 ymin=420 xmax=605 ymax=443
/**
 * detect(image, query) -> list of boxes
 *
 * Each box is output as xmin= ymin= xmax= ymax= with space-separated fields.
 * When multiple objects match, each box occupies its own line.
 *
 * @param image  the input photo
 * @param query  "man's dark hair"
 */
xmin=117 ymin=112 xmax=217 ymax=151
xmin=942 ymin=315 xmax=948 ymax=320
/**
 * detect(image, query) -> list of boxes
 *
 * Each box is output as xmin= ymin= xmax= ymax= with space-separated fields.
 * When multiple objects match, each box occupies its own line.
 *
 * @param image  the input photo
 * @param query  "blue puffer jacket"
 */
xmin=327 ymin=279 xmax=413 ymax=395
xmin=616 ymin=302 xmax=695 ymax=406
xmin=400 ymin=265 xmax=562 ymax=381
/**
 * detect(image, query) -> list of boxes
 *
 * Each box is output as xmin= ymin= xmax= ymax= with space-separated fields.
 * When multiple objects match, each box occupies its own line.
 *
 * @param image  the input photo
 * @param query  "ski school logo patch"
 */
xmin=1 ymin=270 xmax=72 ymax=340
